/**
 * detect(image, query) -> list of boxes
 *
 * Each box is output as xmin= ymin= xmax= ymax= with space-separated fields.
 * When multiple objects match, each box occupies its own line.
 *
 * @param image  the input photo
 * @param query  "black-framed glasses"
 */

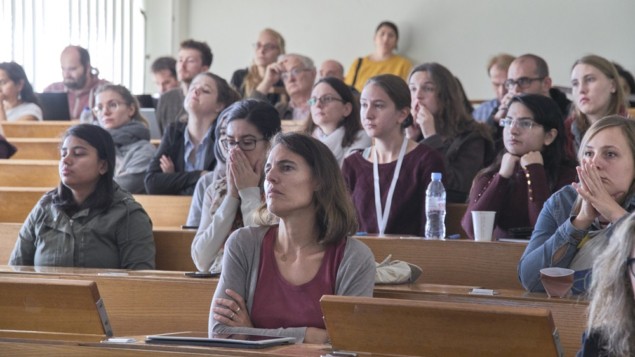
xmin=220 ymin=137 xmax=266 ymax=151
xmin=504 ymin=77 xmax=545 ymax=90
xmin=499 ymin=118 xmax=542 ymax=131
xmin=93 ymin=101 xmax=126 ymax=116
xmin=307 ymin=95 xmax=344 ymax=106
xmin=627 ymin=257 xmax=635 ymax=276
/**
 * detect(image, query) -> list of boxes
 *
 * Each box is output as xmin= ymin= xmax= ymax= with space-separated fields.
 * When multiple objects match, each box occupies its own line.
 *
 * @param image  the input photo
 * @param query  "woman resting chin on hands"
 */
xmin=518 ymin=115 xmax=635 ymax=293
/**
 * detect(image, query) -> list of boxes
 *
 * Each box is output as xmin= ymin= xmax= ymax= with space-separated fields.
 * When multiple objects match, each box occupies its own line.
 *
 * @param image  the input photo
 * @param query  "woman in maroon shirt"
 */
xmin=462 ymin=94 xmax=577 ymax=240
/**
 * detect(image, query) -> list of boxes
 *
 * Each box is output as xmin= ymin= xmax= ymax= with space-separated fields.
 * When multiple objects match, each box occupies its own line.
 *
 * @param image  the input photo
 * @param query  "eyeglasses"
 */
xmin=253 ymin=43 xmax=279 ymax=53
xmin=92 ymin=101 xmax=126 ymax=116
xmin=281 ymin=67 xmax=310 ymax=81
xmin=499 ymin=118 xmax=542 ymax=130
xmin=504 ymin=77 xmax=545 ymax=90
xmin=220 ymin=137 xmax=266 ymax=151
xmin=307 ymin=95 xmax=344 ymax=106
xmin=627 ymin=257 xmax=635 ymax=277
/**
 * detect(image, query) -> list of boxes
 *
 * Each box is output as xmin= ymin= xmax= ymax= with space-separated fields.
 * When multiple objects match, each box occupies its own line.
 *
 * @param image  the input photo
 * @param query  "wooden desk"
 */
xmin=10 ymin=138 xmax=61 ymax=160
xmin=374 ymin=283 xmax=587 ymax=357
xmin=0 ymin=160 xmax=58 ymax=187
xmin=2 ymin=120 xmax=76 ymax=138
xmin=134 ymin=195 xmax=192 ymax=228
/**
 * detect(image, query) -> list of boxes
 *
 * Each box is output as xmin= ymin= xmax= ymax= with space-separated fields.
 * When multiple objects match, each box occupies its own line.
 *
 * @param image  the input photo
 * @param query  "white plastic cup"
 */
xmin=471 ymin=211 xmax=496 ymax=242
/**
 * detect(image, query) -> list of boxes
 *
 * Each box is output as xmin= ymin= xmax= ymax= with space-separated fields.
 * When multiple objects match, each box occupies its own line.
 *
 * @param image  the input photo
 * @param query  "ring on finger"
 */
xmin=236 ymin=307 xmax=241 ymax=313
xmin=230 ymin=312 xmax=235 ymax=320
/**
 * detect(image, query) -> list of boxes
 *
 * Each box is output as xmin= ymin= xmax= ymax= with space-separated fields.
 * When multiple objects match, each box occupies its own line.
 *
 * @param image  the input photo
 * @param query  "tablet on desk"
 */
xmin=145 ymin=331 xmax=296 ymax=349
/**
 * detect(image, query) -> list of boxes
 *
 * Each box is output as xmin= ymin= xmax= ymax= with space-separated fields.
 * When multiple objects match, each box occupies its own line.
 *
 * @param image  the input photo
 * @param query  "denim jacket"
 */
xmin=518 ymin=185 xmax=635 ymax=292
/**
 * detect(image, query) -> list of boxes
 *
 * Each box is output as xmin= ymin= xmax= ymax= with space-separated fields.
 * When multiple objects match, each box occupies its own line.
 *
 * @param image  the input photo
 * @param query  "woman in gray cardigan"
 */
xmin=209 ymin=132 xmax=376 ymax=344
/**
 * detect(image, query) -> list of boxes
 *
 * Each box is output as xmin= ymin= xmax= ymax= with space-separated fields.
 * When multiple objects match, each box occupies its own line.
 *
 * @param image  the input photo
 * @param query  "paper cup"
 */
xmin=540 ymin=267 xmax=574 ymax=298
xmin=472 ymin=211 xmax=496 ymax=242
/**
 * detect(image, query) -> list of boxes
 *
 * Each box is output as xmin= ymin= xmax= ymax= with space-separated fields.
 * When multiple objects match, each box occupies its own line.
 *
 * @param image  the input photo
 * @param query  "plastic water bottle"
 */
xmin=80 ymin=106 xmax=93 ymax=124
xmin=425 ymin=172 xmax=446 ymax=239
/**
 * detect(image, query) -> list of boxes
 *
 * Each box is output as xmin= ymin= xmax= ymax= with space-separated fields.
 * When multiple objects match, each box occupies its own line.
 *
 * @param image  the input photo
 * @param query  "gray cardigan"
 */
xmin=209 ymin=225 xmax=376 ymax=342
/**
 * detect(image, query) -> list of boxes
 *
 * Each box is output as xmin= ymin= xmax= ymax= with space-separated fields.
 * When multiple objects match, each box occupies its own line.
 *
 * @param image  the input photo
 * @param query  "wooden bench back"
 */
xmin=0 ymin=187 xmax=48 ymax=223
xmin=0 ymin=276 xmax=112 ymax=342
xmin=2 ymin=121 xmax=74 ymax=138
xmin=0 ymin=160 xmax=59 ymax=187
xmin=10 ymin=138 xmax=61 ymax=160
xmin=321 ymin=295 xmax=562 ymax=357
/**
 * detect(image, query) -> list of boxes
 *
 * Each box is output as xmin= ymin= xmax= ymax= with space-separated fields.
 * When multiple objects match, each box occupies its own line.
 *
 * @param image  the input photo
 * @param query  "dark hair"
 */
xmin=477 ymin=94 xmax=575 ymax=189
xmin=365 ymin=74 xmax=412 ymax=128
xmin=376 ymin=21 xmax=399 ymax=41
xmin=269 ymin=132 xmax=358 ymax=245
xmin=151 ymin=56 xmax=177 ymax=79
xmin=184 ymin=73 xmax=241 ymax=123
xmin=180 ymin=39 xmax=213 ymax=67
xmin=613 ymin=62 xmax=635 ymax=106
xmin=0 ymin=62 xmax=40 ymax=106
xmin=216 ymin=99 xmax=282 ymax=164
xmin=516 ymin=54 xmax=550 ymax=78
xmin=304 ymin=77 xmax=362 ymax=148
xmin=49 ymin=124 xmax=116 ymax=214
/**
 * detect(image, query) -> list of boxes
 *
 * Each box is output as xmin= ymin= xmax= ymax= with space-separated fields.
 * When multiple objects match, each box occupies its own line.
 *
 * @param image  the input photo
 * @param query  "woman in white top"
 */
xmin=304 ymin=77 xmax=371 ymax=166
xmin=191 ymin=99 xmax=281 ymax=272
xmin=0 ymin=62 xmax=42 ymax=122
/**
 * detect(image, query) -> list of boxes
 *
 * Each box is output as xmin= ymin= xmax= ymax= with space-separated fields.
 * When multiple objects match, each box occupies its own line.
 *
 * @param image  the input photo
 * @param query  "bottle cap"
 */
xmin=431 ymin=172 xmax=442 ymax=181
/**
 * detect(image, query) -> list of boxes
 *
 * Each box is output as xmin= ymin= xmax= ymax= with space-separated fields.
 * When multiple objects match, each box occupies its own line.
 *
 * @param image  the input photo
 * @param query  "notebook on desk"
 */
xmin=36 ymin=92 xmax=71 ymax=120
xmin=320 ymin=295 xmax=564 ymax=357
xmin=145 ymin=331 xmax=295 ymax=349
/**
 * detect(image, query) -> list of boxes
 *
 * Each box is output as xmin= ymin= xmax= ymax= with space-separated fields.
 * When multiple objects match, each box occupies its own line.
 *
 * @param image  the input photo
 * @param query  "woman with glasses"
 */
xmin=94 ymin=84 xmax=155 ymax=193
xmin=305 ymin=77 xmax=371 ymax=166
xmin=518 ymin=116 xmax=635 ymax=293
xmin=342 ymin=74 xmax=445 ymax=236
xmin=0 ymin=62 xmax=42 ymax=122
xmin=462 ymin=94 xmax=576 ymax=240
xmin=566 ymin=55 xmax=626 ymax=157
xmin=210 ymin=132 xmax=375 ymax=343
xmin=407 ymin=63 xmax=494 ymax=203
xmin=9 ymin=124 xmax=155 ymax=269
xmin=230 ymin=28 xmax=287 ymax=106
xmin=145 ymin=73 xmax=240 ymax=195
xmin=344 ymin=21 xmax=412 ymax=93
xmin=191 ymin=99 xmax=281 ymax=272
xmin=578 ymin=213 xmax=635 ymax=356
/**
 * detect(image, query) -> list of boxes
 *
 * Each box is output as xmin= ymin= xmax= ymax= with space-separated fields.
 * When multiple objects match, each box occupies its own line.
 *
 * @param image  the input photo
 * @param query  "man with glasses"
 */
xmin=156 ymin=39 xmax=213 ymax=135
xmin=252 ymin=53 xmax=316 ymax=120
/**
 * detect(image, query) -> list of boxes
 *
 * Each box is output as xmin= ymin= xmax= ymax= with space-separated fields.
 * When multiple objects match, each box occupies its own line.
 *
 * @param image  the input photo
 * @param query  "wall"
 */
xmin=165 ymin=0 xmax=635 ymax=100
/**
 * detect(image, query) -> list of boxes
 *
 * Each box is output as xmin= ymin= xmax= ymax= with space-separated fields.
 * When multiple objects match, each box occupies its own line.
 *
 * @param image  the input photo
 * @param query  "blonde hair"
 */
xmin=94 ymin=84 xmax=149 ymax=128
xmin=243 ymin=28 xmax=286 ymax=96
xmin=572 ymin=55 xmax=625 ymax=136
xmin=586 ymin=212 xmax=635 ymax=356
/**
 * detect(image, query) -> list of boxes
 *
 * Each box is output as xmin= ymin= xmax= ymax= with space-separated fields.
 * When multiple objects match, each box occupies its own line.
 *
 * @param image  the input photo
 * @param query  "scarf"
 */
xmin=108 ymin=121 xmax=150 ymax=147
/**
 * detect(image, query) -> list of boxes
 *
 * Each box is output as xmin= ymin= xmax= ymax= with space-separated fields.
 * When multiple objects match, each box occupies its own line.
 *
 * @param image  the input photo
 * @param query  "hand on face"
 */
xmin=213 ymin=289 xmax=252 ymax=328
xmin=159 ymin=155 xmax=175 ymax=173
xmin=262 ymin=62 xmax=284 ymax=88
xmin=493 ymin=91 xmax=516 ymax=123
xmin=499 ymin=152 xmax=520 ymax=178
xmin=520 ymin=151 xmax=544 ymax=168
xmin=412 ymin=102 xmax=436 ymax=138
xmin=228 ymin=147 xmax=264 ymax=193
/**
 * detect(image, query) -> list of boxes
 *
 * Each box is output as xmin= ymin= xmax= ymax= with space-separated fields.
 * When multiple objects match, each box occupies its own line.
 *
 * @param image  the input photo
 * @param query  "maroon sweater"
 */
xmin=342 ymin=144 xmax=445 ymax=236
xmin=461 ymin=163 xmax=577 ymax=239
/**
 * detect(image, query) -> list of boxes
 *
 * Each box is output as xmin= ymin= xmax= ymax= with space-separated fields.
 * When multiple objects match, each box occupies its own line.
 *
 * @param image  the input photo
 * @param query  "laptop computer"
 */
xmin=145 ymin=331 xmax=296 ymax=349
xmin=135 ymin=94 xmax=157 ymax=109
xmin=140 ymin=107 xmax=162 ymax=140
xmin=320 ymin=295 xmax=564 ymax=357
xmin=36 ymin=92 xmax=71 ymax=120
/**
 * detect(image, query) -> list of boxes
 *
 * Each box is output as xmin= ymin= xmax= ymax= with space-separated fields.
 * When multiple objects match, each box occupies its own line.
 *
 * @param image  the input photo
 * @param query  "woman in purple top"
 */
xmin=462 ymin=94 xmax=577 ymax=239
xmin=209 ymin=132 xmax=376 ymax=343
xmin=341 ymin=74 xmax=445 ymax=236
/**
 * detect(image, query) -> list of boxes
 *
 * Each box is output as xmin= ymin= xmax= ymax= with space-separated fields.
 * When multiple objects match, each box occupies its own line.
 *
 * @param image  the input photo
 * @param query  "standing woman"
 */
xmin=518 ymin=116 xmax=635 ymax=293
xmin=461 ymin=94 xmax=577 ymax=240
xmin=566 ymin=55 xmax=625 ymax=156
xmin=231 ymin=28 xmax=287 ymax=105
xmin=305 ymin=77 xmax=371 ymax=166
xmin=9 ymin=124 xmax=155 ymax=269
xmin=408 ymin=63 xmax=494 ymax=203
xmin=344 ymin=21 xmax=413 ymax=93
xmin=0 ymin=62 xmax=42 ymax=122
xmin=145 ymin=73 xmax=240 ymax=195
xmin=94 ymin=84 xmax=155 ymax=193
xmin=342 ymin=74 xmax=445 ymax=236
xmin=210 ymin=132 xmax=375 ymax=343
xmin=191 ymin=99 xmax=281 ymax=272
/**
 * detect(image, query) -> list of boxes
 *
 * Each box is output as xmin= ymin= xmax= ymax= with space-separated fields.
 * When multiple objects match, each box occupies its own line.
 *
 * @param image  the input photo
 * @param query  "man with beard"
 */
xmin=44 ymin=46 xmax=109 ymax=120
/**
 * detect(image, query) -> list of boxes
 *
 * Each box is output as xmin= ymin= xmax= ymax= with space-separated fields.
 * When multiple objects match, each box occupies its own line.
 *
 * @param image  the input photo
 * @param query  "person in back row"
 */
xmin=151 ymin=56 xmax=180 ymax=95
xmin=461 ymin=94 xmax=577 ymax=240
xmin=344 ymin=21 xmax=412 ymax=93
xmin=145 ymin=73 xmax=240 ymax=195
xmin=44 ymin=45 xmax=110 ymax=119
xmin=156 ymin=39 xmax=213 ymax=134
xmin=0 ymin=61 xmax=42 ymax=122
xmin=94 ymin=84 xmax=156 ymax=193
xmin=472 ymin=53 xmax=515 ymax=125
xmin=342 ymin=74 xmax=444 ymax=236
xmin=231 ymin=28 xmax=287 ymax=106
xmin=9 ymin=124 xmax=155 ymax=269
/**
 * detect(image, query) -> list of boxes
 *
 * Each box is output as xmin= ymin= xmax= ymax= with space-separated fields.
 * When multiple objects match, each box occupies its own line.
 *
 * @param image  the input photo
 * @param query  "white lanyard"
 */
xmin=373 ymin=136 xmax=408 ymax=235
